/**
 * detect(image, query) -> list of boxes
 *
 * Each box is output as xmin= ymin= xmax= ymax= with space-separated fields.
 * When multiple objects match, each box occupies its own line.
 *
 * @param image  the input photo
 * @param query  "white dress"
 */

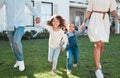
xmin=87 ymin=0 xmax=117 ymax=42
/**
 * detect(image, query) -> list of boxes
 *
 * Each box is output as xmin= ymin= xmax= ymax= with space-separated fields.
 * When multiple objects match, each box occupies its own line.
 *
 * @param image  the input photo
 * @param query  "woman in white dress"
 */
xmin=80 ymin=0 xmax=120 ymax=78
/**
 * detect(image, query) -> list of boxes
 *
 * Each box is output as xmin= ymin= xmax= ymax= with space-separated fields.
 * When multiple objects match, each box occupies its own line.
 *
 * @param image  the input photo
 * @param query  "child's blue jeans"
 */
xmin=48 ymin=47 xmax=61 ymax=70
xmin=7 ymin=26 xmax=25 ymax=61
xmin=66 ymin=46 xmax=79 ymax=70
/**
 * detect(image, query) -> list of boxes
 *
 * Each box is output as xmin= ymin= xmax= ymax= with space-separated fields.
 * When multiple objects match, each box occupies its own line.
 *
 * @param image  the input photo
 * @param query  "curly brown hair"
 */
xmin=47 ymin=15 xmax=66 ymax=29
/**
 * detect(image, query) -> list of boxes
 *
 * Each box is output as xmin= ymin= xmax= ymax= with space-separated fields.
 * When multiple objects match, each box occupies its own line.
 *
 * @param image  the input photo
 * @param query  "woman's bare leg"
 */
xmin=100 ymin=41 xmax=104 ymax=57
xmin=94 ymin=41 xmax=101 ymax=70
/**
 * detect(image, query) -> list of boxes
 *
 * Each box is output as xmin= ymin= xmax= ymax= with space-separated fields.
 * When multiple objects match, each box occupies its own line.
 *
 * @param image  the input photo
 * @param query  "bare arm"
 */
xmin=83 ymin=11 xmax=92 ymax=24
xmin=111 ymin=10 xmax=120 ymax=22
xmin=80 ymin=11 xmax=92 ymax=30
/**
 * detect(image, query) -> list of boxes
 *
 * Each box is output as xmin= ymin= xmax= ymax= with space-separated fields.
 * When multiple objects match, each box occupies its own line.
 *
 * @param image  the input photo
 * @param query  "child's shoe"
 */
xmin=67 ymin=70 xmax=72 ymax=75
xmin=73 ymin=64 xmax=77 ymax=67
xmin=52 ymin=69 xmax=56 ymax=75
xmin=95 ymin=69 xmax=104 ymax=78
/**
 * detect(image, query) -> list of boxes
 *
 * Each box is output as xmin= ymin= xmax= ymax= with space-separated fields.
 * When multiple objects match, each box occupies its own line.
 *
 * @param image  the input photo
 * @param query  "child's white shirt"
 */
xmin=36 ymin=23 xmax=68 ymax=48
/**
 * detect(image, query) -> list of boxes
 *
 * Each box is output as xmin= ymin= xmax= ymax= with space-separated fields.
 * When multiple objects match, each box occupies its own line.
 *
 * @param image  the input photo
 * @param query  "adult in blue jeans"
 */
xmin=0 ymin=0 xmax=40 ymax=71
xmin=65 ymin=23 xmax=80 ymax=75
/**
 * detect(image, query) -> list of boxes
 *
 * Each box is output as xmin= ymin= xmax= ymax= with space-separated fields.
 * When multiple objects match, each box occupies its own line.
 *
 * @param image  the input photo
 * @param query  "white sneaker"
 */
xmin=52 ymin=69 xmax=56 ymax=75
xmin=95 ymin=69 xmax=104 ymax=78
xmin=14 ymin=61 xmax=19 ymax=68
xmin=67 ymin=70 xmax=72 ymax=75
xmin=19 ymin=61 xmax=25 ymax=71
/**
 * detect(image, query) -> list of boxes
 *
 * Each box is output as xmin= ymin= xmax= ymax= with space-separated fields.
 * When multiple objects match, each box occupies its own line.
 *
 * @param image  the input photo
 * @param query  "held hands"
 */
xmin=35 ymin=17 xmax=40 ymax=24
xmin=80 ymin=23 xmax=86 ymax=30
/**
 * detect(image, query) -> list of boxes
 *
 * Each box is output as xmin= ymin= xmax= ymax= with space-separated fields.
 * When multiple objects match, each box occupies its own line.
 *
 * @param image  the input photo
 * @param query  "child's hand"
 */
xmin=35 ymin=17 xmax=40 ymax=24
xmin=61 ymin=47 xmax=65 ymax=51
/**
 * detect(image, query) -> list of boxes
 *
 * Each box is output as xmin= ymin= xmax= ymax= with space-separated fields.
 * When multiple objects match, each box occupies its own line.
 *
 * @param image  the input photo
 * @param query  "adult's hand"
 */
xmin=35 ymin=17 xmax=40 ymax=24
xmin=80 ymin=23 xmax=86 ymax=30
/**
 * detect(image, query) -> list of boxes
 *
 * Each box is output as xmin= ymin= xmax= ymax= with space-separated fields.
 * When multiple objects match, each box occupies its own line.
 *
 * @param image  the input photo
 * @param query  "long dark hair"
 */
xmin=47 ymin=15 xmax=66 ymax=28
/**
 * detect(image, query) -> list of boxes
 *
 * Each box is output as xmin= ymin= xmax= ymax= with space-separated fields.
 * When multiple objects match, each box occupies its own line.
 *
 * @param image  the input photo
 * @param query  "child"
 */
xmin=65 ymin=23 xmax=81 ymax=75
xmin=37 ymin=15 xmax=68 ymax=75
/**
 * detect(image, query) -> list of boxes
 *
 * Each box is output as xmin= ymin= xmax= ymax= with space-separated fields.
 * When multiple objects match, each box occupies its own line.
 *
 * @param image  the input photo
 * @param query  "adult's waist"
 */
xmin=92 ymin=10 xmax=108 ymax=19
xmin=92 ymin=10 xmax=108 ymax=14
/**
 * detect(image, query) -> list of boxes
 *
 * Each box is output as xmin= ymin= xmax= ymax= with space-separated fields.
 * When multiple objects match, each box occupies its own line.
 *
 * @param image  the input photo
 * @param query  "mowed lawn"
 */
xmin=0 ymin=34 xmax=120 ymax=78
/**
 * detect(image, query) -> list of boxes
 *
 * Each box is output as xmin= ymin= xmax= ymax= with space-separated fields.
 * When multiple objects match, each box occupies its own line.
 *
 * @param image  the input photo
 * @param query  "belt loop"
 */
xmin=103 ymin=13 xmax=106 ymax=19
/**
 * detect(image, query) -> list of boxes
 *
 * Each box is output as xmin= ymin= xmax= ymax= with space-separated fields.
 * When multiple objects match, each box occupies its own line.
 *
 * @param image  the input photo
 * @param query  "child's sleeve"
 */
xmin=35 ymin=23 xmax=50 ymax=31
xmin=62 ymin=34 xmax=68 ymax=48
xmin=75 ymin=30 xmax=83 ymax=36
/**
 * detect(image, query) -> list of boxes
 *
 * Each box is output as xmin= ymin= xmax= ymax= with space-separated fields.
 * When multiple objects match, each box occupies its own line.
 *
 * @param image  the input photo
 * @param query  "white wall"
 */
xmin=0 ymin=6 xmax=6 ymax=32
xmin=54 ymin=0 xmax=69 ymax=23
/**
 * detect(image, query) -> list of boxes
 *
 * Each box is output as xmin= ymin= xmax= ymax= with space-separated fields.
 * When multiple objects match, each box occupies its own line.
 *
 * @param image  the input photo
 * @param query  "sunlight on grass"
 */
xmin=14 ymin=76 xmax=27 ymax=78
xmin=33 ymin=68 xmax=81 ymax=78
xmin=34 ymin=71 xmax=81 ymax=78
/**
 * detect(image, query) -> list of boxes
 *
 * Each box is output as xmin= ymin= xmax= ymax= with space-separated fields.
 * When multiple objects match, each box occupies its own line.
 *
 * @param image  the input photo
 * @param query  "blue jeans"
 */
xmin=48 ymin=47 xmax=61 ymax=70
xmin=7 ymin=26 xmax=25 ymax=61
xmin=66 ymin=47 xmax=79 ymax=70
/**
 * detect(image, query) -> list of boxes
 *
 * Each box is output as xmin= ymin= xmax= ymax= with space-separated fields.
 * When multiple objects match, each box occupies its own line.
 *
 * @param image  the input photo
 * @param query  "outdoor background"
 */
xmin=0 ymin=34 xmax=120 ymax=78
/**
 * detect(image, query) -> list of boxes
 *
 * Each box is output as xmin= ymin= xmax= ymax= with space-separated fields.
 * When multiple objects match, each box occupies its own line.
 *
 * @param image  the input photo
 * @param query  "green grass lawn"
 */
xmin=0 ymin=34 xmax=120 ymax=78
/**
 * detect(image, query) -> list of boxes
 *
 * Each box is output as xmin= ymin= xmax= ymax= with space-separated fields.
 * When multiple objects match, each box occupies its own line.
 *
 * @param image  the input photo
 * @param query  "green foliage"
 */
xmin=22 ymin=30 xmax=49 ymax=40
xmin=22 ymin=31 xmax=32 ymax=40
xmin=0 ymin=30 xmax=49 ymax=40
xmin=0 ymin=31 xmax=8 ymax=41
xmin=35 ymin=29 xmax=49 ymax=39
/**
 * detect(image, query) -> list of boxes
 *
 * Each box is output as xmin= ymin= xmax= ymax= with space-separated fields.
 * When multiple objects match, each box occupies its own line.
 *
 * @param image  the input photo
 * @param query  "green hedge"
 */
xmin=0 ymin=30 xmax=49 ymax=41
xmin=0 ymin=31 xmax=8 ymax=41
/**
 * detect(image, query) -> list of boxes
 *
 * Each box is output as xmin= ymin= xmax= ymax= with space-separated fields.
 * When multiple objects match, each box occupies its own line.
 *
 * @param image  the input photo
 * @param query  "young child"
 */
xmin=65 ymin=23 xmax=81 ymax=75
xmin=37 ymin=15 xmax=68 ymax=75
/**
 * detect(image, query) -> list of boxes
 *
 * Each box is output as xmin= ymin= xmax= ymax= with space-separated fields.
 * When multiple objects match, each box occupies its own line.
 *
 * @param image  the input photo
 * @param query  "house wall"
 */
xmin=0 ymin=0 xmax=87 ymax=32
xmin=115 ymin=3 xmax=120 ymax=34
xmin=0 ymin=0 xmax=120 ymax=34
xmin=0 ymin=6 xmax=6 ymax=32
xmin=25 ymin=0 xmax=70 ymax=32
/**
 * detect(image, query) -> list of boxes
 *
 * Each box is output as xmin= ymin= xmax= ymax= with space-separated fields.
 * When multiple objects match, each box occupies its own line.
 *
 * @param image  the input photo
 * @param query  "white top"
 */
xmin=0 ymin=0 xmax=40 ymax=31
xmin=87 ymin=0 xmax=117 ymax=12
xmin=38 ymin=23 xmax=68 ymax=48
xmin=87 ymin=0 xmax=117 ymax=42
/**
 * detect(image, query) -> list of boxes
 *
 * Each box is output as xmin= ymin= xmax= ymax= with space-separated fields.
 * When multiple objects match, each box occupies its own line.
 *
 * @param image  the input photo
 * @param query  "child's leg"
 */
xmin=52 ymin=48 xmax=61 ymax=70
xmin=48 ymin=47 xmax=54 ymax=63
xmin=66 ymin=49 xmax=73 ymax=70
xmin=73 ymin=47 xmax=79 ymax=64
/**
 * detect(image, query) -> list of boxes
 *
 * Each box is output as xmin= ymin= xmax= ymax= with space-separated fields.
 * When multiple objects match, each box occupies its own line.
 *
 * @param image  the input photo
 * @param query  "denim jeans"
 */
xmin=48 ymin=47 xmax=61 ymax=70
xmin=7 ymin=26 xmax=25 ymax=61
xmin=66 ymin=46 xmax=79 ymax=70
